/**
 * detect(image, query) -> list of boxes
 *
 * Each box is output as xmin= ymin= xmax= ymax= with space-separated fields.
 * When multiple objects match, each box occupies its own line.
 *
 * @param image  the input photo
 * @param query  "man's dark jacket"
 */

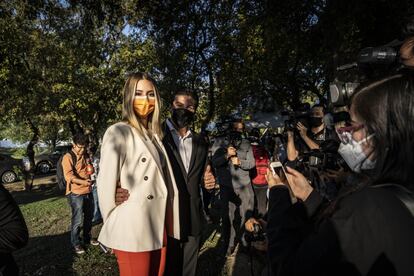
xmin=0 ymin=185 xmax=28 ymax=275
xmin=162 ymin=123 xmax=209 ymax=240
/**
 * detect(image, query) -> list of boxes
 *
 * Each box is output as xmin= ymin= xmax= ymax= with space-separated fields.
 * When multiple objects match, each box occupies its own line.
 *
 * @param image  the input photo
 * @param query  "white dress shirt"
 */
xmin=166 ymin=119 xmax=193 ymax=173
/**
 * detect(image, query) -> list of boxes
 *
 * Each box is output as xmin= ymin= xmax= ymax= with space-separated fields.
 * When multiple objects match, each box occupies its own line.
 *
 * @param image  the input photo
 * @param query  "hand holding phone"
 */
xmin=269 ymin=161 xmax=288 ymax=183
xmin=269 ymin=161 xmax=297 ymax=203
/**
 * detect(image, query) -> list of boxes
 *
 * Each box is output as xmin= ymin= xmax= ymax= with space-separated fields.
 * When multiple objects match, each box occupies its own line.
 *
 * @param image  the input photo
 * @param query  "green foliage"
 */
xmin=0 ymin=0 xmax=413 ymax=140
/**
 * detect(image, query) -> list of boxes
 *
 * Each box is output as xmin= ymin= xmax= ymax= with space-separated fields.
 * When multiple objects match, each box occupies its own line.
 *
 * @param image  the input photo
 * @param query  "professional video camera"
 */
xmin=329 ymin=42 xmax=407 ymax=107
xmin=297 ymin=139 xmax=348 ymax=201
xmin=282 ymin=103 xmax=311 ymax=131
xmin=330 ymin=14 xmax=414 ymax=107
xmin=303 ymin=140 xmax=346 ymax=171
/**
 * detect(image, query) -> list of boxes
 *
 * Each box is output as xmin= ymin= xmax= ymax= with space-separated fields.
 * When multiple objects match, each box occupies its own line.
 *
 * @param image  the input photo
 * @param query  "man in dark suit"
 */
xmin=0 ymin=184 xmax=29 ymax=275
xmin=115 ymin=90 xmax=215 ymax=276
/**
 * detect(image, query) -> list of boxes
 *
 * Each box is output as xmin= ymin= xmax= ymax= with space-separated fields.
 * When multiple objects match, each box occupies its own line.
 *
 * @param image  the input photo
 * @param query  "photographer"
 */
xmin=212 ymin=120 xmax=255 ymax=256
xmin=266 ymin=73 xmax=414 ymax=276
xmin=286 ymin=104 xmax=337 ymax=164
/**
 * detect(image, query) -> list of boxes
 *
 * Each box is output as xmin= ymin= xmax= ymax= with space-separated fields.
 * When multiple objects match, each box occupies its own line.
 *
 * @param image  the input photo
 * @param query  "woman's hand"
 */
xmin=265 ymin=168 xmax=285 ymax=188
xmin=285 ymin=167 xmax=313 ymax=201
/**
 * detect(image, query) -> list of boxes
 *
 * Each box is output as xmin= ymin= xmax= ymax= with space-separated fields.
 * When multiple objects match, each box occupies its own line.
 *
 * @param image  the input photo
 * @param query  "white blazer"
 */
xmin=97 ymin=122 xmax=180 ymax=252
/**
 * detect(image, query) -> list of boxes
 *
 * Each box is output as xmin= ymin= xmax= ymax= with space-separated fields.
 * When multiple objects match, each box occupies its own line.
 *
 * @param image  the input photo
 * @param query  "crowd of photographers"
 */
xmin=210 ymin=75 xmax=414 ymax=276
xmin=210 ymin=101 xmax=351 ymax=256
xmin=209 ymin=16 xmax=414 ymax=276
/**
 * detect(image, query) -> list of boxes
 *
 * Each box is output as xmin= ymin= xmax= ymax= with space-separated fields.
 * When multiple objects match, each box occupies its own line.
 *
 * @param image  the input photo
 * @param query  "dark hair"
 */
xmin=311 ymin=103 xmax=326 ymax=114
xmin=352 ymin=73 xmax=414 ymax=188
xmin=173 ymin=90 xmax=199 ymax=108
xmin=73 ymin=133 xmax=89 ymax=146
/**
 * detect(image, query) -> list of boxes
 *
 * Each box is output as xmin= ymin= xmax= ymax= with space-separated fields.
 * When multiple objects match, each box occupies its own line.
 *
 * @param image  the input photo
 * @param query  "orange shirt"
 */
xmin=62 ymin=151 xmax=91 ymax=195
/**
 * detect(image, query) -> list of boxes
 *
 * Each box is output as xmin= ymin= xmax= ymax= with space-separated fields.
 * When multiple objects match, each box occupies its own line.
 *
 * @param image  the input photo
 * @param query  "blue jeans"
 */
xmin=67 ymin=193 xmax=93 ymax=248
xmin=92 ymin=185 xmax=102 ymax=224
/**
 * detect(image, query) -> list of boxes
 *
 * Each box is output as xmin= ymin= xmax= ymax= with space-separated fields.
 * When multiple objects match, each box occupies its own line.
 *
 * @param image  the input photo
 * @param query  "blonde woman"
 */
xmin=98 ymin=73 xmax=180 ymax=276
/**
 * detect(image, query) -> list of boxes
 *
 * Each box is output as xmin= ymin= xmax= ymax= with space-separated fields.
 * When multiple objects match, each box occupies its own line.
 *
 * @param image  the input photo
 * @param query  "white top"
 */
xmin=166 ymin=119 xmax=193 ymax=173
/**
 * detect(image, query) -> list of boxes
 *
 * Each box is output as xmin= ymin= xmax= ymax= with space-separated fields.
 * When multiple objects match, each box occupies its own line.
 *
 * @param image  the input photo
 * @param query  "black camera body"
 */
xmin=306 ymin=150 xmax=345 ymax=171
xmin=228 ymin=130 xmax=243 ymax=149
xmin=282 ymin=104 xmax=311 ymax=132
xmin=304 ymin=139 xmax=345 ymax=171
xmin=245 ymin=223 xmax=266 ymax=243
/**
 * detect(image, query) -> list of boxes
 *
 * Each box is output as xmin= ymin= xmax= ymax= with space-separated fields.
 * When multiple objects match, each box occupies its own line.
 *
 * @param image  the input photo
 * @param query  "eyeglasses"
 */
xmin=336 ymin=123 xmax=364 ymax=144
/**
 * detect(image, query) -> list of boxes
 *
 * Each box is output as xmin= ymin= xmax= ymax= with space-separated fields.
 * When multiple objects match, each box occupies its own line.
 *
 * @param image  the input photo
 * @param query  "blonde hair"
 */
xmin=121 ymin=72 xmax=163 ymax=139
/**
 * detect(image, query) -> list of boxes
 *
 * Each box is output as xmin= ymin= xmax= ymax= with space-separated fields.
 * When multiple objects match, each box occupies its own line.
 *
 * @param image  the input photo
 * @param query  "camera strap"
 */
xmin=373 ymin=184 xmax=414 ymax=217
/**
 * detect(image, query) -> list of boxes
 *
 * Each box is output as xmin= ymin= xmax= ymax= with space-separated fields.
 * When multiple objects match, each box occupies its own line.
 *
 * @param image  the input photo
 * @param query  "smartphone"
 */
xmin=269 ymin=161 xmax=297 ymax=203
xmin=270 ymin=161 xmax=288 ymax=182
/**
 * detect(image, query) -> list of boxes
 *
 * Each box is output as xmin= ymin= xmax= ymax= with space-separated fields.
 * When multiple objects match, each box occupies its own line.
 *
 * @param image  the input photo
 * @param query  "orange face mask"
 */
xmin=133 ymin=96 xmax=155 ymax=118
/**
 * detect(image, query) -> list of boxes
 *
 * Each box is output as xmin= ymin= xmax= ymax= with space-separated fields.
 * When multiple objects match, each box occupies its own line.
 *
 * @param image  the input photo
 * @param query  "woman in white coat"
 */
xmin=98 ymin=72 xmax=180 ymax=276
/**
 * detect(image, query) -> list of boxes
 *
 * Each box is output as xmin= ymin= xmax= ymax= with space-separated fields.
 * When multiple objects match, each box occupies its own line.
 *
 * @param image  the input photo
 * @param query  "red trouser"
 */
xmin=113 ymin=232 xmax=167 ymax=276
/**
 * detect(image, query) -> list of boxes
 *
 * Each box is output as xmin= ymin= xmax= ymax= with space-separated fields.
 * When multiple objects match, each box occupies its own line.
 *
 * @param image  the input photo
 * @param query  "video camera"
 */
xmin=329 ymin=42 xmax=407 ymax=107
xmin=245 ymin=223 xmax=266 ymax=243
xmin=282 ymin=103 xmax=311 ymax=131
xmin=330 ymin=14 xmax=414 ymax=107
xmin=303 ymin=140 xmax=346 ymax=171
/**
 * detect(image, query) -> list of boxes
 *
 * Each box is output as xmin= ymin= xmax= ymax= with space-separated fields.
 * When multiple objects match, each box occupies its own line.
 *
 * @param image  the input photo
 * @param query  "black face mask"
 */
xmin=309 ymin=116 xmax=323 ymax=127
xmin=171 ymin=108 xmax=195 ymax=128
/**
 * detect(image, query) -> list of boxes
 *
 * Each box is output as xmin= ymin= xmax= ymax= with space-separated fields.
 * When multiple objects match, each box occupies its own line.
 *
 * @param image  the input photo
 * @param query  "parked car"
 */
xmin=33 ymin=145 xmax=72 ymax=174
xmin=0 ymin=154 xmax=23 ymax=184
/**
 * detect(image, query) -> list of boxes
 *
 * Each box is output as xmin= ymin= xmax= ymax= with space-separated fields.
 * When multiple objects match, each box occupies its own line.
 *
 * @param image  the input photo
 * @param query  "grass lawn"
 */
xmin=6 ymin=179 xmax=266 ymax=276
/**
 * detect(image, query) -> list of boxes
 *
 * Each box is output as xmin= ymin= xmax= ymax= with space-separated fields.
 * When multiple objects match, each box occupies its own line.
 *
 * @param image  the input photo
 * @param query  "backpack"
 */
xmin=251 ymin=144 xmax=270 ymax=186
xmin=56 ymin=151 xmax=76 ymax=192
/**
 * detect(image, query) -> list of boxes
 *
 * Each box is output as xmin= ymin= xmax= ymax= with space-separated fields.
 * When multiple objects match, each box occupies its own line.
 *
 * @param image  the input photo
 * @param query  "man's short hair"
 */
xmin=311 ymin=104 xmax=326 ymax=114
xmin=73 ymin=133 xmax=88 ymax=146
xmin=173 ymin=90 xmax=199 ymax=108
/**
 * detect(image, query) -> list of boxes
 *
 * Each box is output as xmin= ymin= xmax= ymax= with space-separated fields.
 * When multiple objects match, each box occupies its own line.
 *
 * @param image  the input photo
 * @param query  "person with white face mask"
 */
xmin=265 ymin=73 xmax=414 ymax=276
xmin=336 ymin=129 xmax=376 ymax=172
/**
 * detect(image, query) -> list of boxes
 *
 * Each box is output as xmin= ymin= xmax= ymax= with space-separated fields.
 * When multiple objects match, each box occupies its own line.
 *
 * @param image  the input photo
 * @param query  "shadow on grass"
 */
xmin=11 ymin=183 xmax=63 ymax=205
xmin=15 ymin=231 xmax=119 ymax=276
xmin=15 ymin=232 xmax=74 ymax=275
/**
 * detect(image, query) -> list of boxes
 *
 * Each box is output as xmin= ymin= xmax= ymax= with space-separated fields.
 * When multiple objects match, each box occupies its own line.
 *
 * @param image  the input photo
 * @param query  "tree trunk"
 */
xmin=25 ymin=119 xmax=39 ymax=191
